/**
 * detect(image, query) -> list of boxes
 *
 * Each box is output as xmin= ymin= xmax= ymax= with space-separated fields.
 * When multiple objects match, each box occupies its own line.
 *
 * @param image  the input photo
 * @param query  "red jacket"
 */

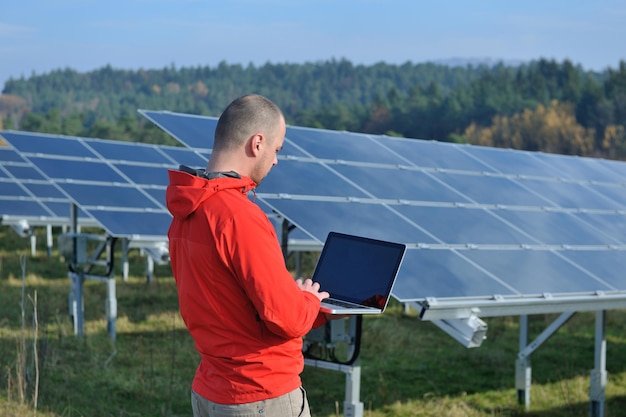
xmin=166 ymin=169 xmax=326 ymax=404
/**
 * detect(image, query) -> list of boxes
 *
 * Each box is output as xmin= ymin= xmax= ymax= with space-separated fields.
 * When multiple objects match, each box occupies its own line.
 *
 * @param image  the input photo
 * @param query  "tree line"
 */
xmin=0 ymin=58 xmax=625 ymax=159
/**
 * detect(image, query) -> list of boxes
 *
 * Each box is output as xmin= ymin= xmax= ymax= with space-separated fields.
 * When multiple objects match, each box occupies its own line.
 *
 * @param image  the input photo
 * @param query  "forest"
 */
xmin=0 ymin=58 xmax=625 ymax=159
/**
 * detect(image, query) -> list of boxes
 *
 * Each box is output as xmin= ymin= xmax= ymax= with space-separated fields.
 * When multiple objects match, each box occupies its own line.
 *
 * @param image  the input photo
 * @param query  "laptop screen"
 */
xmin=312 ymin=232 xmax=406 ymax=308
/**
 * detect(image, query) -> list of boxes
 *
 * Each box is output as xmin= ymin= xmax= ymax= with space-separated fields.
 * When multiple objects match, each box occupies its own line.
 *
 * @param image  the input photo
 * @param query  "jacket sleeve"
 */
xmin=218 ymin=205 xmax=322 ymax=339
xmin=312 ymin=313 xmax=329 ymax=329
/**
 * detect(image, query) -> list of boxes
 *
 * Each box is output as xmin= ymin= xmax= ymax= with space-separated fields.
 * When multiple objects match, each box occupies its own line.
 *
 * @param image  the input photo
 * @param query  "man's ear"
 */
xmin=250 ymin=133 xmax=264 ymax=156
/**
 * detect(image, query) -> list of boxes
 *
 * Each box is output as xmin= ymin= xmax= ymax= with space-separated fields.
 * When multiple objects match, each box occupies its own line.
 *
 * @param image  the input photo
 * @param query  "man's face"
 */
xmin=251 ymin=118 xmax=286 ymax=185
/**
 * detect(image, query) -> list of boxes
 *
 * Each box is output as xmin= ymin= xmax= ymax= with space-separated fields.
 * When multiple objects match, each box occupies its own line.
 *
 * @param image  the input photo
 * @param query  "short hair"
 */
xmin=214 ymin=94 xmax=284 ymax=152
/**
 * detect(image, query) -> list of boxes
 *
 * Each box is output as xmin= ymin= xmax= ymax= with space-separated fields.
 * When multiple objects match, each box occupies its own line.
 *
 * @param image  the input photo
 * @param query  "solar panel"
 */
xmin=0 ymin=131 xmax=204 ymax=240
xmin=260 ymin=197 xmax=439 ymax=244
xmin=593 ymin=182 xmax=626 ymax=206
xmin=139 ymin=110 xmax=218 ymax=150
xmin=159 ymin=146 xmax=209 ymax=167
xmin=0 ymin=145 xmax=94 ymax=226
xmin=471 ymin=249 xmax=616 ymax=292
xmin=8 ymin=115 xmax=625 ymax=317
xmin=531 ymin=151 xmax=626 ymax=183
xmin=380 ymin=138 xmax=494 ymax=172
xmin=7 ymin=131 xmax=96 ymax=157
xmin=392 ymin=250 xmax=516 ymax=299
xmin=256 ymin=159 xmax=371 ymax=198
xmin=2 ymin=130 xmax=317 ymax=254
xmin=139 ymin=109 xmax=626 ymax=322
xmin=393 ymin=205 xmax=533 ymax=245
xmin=328 ymin=164 xmax=471 ymax=203
xmin=87 ymin=139 xmax=174 ymax=164
xmin=562 ymin=249 xmax=626 ymax=289
xmin=285 ymin=126 xmax=406 ymax=162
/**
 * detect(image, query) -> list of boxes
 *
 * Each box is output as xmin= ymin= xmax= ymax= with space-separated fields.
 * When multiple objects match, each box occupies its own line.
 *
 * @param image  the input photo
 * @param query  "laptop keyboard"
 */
xmin=323 ymin=298 xmax=363 ymax=308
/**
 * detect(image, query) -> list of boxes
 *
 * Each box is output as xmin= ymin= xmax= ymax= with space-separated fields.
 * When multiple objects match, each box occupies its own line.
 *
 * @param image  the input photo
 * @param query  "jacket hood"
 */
xmin=166 ymin=168 xmax=257 ymax=219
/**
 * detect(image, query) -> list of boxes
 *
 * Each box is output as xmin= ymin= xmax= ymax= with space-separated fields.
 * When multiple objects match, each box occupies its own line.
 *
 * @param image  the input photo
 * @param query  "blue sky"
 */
xmin=1 ymin=0 xmax=625 ymax=90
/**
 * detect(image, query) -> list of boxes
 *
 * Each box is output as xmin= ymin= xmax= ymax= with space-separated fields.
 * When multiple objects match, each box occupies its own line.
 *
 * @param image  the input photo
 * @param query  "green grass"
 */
xmin=2 ymin=226 xmax=626 ymax=416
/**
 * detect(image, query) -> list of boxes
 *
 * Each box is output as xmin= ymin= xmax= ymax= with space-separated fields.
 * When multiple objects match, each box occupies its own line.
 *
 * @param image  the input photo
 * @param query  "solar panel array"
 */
xmin=1 ymin=131 xmax=209 ymax=240
xmin=141 ymin=110 xmax=626 ymax=313
xmin=3 ymin=111 xmax=626 ymax=317
xmin=0 ymin=145 xmax=96 ymax=227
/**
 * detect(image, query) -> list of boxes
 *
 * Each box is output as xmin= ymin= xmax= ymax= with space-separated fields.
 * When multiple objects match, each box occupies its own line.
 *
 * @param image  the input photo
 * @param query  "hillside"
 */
xmin=1 ymin=58 xmax=625 ymax=159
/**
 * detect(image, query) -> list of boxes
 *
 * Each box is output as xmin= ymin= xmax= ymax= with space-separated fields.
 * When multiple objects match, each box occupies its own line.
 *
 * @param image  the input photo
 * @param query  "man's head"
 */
xmin=210 ymin=94 xmax=285 ymax=185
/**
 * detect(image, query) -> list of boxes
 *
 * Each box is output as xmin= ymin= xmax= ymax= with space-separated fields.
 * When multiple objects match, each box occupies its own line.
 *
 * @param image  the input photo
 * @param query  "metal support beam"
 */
xmin=515 ymin=312 xmax=575 ymax=410
xmin=590 ymin=310 xmax=607 ymax=417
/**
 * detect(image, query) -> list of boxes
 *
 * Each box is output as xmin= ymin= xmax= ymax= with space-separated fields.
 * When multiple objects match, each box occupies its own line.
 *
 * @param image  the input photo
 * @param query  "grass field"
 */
xmin=1 ymin=226 xmax=626 ymax=416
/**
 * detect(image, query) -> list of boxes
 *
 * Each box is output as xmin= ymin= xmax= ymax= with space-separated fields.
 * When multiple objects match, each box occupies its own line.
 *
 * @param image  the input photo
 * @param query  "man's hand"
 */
xmin=296 ymin=278 xmax=329 ymax=302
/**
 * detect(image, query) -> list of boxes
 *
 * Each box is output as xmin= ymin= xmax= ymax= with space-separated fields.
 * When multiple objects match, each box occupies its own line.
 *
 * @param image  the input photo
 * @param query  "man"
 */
xmin=166 ymin=94 xmax=331 ymax=417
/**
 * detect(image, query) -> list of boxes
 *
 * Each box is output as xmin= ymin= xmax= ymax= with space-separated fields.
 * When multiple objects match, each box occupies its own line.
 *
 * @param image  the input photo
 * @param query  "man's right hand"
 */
xmin=295 ymin=278 xmax=329 ymax=302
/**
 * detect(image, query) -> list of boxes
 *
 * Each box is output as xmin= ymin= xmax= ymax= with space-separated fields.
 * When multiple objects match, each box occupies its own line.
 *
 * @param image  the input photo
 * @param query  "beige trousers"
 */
xmin=191 ymin=386 xmax=311 ymax=417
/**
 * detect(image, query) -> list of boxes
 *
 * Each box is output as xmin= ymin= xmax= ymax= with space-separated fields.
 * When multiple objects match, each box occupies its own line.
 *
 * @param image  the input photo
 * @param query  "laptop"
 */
xmin=312 ymin=232 xmax=406 ymax=315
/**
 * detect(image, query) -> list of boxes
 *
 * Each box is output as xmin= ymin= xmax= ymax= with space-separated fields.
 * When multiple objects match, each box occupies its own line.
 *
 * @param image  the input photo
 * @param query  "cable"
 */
xmin=304 ymin=315 xmax=362 ymax=365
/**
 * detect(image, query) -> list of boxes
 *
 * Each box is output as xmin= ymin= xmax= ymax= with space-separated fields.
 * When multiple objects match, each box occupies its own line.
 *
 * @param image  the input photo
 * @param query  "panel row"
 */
xmin=140 ymin=110 xmax=626 ymax=302
xmin=142 ymin=109 xmax=626 ymax=185
xmin=0 ymin=131 xmax=209 ymax=239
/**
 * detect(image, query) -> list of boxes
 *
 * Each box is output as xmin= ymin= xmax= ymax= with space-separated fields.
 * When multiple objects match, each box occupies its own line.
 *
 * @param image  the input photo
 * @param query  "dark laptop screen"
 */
xmin=312 ymin=232 xmax=406 ymax=307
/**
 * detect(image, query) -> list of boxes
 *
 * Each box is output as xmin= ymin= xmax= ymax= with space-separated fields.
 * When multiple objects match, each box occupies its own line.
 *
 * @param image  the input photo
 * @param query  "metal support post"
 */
xmin=515 ymin=312 xmax=575 ymax=411
xmin=303 ymin=316 xmax=363 ymax=417
xmin=344 ymin=362 xmax=364 ymax=417
xmin=515 ymin=358 xmax=532 ymax=408
xmin=46 ymin=224 xmax=53 ymax=257
xmin=106 ymin=277 xmax=117 ymax=342
xmin=590 ymin=310 xmax=607 ymax=417
xmin=146 ymin=255 xmax=154 ymax=284
xmin=69 ymin=271 xmax=85 ymax=337
xmin=303 ymin=359 xmax=364 ymax=417
xmin=122 ymin=238 xmax=129 ymax=281
xmin=60 ymin=218 xmax=119 ymax=342
xmin=68 ymin=273 xmax=77 ymax=333
xmin=30 ymin=233 xmax=36 ymax=256
xmin=516 ymin=315 xmax=531 ymax=409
